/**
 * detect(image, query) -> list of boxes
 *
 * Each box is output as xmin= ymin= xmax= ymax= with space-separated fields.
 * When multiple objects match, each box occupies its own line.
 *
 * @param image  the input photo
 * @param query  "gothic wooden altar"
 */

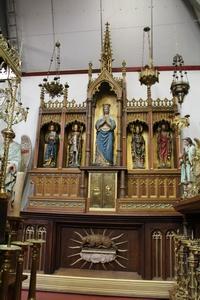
xmin=22 ymin=24 xmax=183 ymax=280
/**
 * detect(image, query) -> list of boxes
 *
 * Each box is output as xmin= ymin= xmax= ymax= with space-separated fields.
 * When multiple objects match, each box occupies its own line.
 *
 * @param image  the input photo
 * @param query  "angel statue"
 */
xmin=190 ymin=138 xmax=200 ymax=196
xmin=0 ymin=135 xmax=32 ymax=215
xmin=179 ymin=137 xmax=196 ymax=198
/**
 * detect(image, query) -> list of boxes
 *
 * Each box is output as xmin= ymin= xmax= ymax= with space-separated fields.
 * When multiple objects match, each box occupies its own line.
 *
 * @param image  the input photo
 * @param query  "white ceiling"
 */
xmin=13 ymin=0 xmax=200 ymax=73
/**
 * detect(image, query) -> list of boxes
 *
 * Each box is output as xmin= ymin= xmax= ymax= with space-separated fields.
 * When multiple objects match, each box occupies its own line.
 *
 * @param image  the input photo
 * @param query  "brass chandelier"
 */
xmin=170 ymin=54 xmax=190 ymax=105
xmin=39 ymin=41 xmax=64 ymax=98
xmin=139 ymin=0 xmax=159 ymax=100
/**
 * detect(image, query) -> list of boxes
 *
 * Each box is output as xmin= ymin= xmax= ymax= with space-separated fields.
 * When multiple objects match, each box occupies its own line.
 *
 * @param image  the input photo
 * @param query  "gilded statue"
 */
xmin=95 ymin=104 xmax=116 ymax=166
xmin=157 ymin=123 xmax=172 ymax=168
xmin=131 ymin=124 xmax=145 ymax=169
xmin=67 ymin=123 xmax=82 ymax=167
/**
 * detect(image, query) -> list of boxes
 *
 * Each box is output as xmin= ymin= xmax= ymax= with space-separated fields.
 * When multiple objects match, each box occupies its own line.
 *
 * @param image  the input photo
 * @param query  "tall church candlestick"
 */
xmin=12 ymin=241 xmax=32 ymax=300
xmin=27 ymin=239 xmax=45 ymax=300
xmin=0 ymin=242 xmax=21 ymax=300
xmin=0 ymin=78 xmax=28 ymax=193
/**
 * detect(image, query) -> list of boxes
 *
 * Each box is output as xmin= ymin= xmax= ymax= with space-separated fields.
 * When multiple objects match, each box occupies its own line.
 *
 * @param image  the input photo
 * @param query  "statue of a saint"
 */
xmin=157 ymin=123 xmax=172 ymax=168
xmin=131 ymin=124 xmax=145 ymax=169
xmin=95 ymin=104 xmax=116 ymax=166
xmin=68 ymin=123 xmax=82 ymax=167
xmin=179 ymin=137 xmax=196 ymax=197
xmin=43 ymin=123 xmax=59 ymax=167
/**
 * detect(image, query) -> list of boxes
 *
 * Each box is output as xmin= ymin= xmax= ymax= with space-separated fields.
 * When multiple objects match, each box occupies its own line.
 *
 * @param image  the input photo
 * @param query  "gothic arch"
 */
xmin=87 ymin=69 xmax=122 ymax=100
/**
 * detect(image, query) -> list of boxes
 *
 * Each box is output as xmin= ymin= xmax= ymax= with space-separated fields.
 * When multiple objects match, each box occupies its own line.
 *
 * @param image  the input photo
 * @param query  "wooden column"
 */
xmin=121 ymin=61 xmax=127 ymax=167
xmin=148 ymin=108 xmax=154 ymax=169
xmin=119 ymin=170 xmax=126 ymax=198
xmin=175 ymin=130 xmax=181 ymax=169
xmin=80 ymin=170 xmax=86 ymax=198
xmin=116 ymin=98 xmax=122 ymax=166
xmin=33 ymin=109 xmax=42 ymax=169
xmin=58 ymin=109 xmax=66 ymax=168
xmin=85 ymin=98 xmax=92 ymax=166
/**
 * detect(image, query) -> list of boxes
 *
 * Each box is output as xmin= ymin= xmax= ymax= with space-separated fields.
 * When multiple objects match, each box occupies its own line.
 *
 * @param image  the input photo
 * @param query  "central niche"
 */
xmin=92 ymin=82 xmax=118 ymax=166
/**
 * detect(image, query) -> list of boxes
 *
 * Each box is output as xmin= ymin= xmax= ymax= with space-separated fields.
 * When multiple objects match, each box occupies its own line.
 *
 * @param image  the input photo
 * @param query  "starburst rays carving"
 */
xmin=68 ymin=229 xmax=128 ymax=270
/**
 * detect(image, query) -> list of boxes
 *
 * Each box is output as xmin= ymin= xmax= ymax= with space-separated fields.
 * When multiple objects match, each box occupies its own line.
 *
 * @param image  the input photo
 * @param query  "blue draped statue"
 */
xmin=95 ymin=104 xmax=116 ymax=165
xmin=43 ymin=123 xmax=59 ymax=167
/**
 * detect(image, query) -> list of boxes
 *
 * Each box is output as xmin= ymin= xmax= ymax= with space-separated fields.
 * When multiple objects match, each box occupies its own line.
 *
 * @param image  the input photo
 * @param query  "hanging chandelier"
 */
xmin=39 ymin=41 xmax=64 ymax=98
xmin=139 ymin=26 xmax=159 ymax=87
xmin=170 ymin=54 xmax=190 ymax=105
xmin=139 ymin=0 xmax=159 ymax=100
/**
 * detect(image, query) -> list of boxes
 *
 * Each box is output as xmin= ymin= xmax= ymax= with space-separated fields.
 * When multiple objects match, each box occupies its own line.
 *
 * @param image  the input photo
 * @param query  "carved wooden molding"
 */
xmin=126 ymin=112 xmax=148 ymax=125
xmin=41 ymin=114 xmax=61 ymax=126
xmin=87 ymin=69 xmax=122 ymax=99
xmin=65 ymin=113 xmax=86 ymax=125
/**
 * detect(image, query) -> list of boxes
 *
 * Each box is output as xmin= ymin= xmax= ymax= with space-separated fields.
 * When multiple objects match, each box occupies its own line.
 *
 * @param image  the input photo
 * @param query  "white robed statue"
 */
xmin=0 ymin=135 xmax=32 ymax=215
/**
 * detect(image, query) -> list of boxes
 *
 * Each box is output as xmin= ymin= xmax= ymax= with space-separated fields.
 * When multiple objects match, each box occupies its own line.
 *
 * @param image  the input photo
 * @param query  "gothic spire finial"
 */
xmin=100 ymin=22 xmax=113 ymax=73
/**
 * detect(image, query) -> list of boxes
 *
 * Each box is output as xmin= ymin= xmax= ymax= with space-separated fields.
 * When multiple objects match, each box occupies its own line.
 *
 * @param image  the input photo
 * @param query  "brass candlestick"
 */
xmin=0 ymin=78 xmax=28 ymax=194
xmin=26 ymin=239 xmax=45 ymax=300
xmin=11 ymin=241 xmax=32 ymax=300
xmin=0 ymin=240 xmax=21 ymax=300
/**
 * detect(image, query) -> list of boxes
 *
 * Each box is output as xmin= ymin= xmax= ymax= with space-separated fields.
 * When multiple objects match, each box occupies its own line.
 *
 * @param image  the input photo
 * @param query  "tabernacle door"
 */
xmin=88 ymin=172 xmax=117 ymax=211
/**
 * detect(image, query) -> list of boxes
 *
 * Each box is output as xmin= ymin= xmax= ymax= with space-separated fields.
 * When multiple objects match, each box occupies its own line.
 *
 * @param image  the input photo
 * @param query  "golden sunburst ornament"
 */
xmin=68 ymin=229 xmax=128 ymax=270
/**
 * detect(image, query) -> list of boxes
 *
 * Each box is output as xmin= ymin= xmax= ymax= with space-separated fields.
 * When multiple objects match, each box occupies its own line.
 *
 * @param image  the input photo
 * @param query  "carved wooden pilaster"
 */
xmin=80 ymin=170 xmax=86 ymax=198
xmin=119 ymin=170 xmax=126 ymax=198
xmin=121 ymin=64 xmax=127 ymax=167
xmin=116 ymin=98 xmax=122 ymax=165
xmin=148 ymin=109 xmax=154 ymax=169
xmin=58 ymin=110 xmax=66 ymax=168
xmin=175 ymin=131 xmax=181 ymax=168
xmin=85 ymin=98 xmax=92 ymax=166
xmin=33 ymin=111 xmax=42 ymax=169
xmin=91 ymin=102 xmax=96 ymax=164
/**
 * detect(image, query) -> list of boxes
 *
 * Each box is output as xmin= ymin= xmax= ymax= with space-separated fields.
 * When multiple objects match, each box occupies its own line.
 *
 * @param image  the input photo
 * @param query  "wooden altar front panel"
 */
xmin=21 ymin=211 xmax=183 ymax=280
xmin=58 ymin=224 xmax=142 ymax=274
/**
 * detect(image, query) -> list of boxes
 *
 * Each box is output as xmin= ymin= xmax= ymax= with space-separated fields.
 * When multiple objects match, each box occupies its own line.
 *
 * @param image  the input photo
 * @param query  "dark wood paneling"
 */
xmin=58 ymin=225 xmax=143 ymax=274
xmin=21 ymin=211 xmax=183 ymax=279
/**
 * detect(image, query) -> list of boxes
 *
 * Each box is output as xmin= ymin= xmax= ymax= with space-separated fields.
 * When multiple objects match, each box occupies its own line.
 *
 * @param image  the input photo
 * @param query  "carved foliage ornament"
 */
xmin=0 ymin=33 xmax=21 ymax=78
